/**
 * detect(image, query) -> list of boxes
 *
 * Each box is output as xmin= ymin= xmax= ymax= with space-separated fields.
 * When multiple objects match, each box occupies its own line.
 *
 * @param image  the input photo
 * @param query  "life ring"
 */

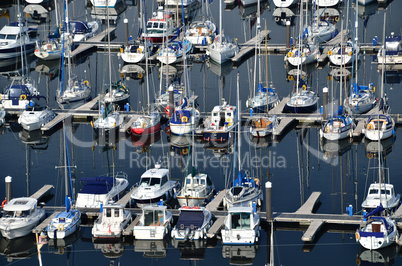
xmin=355 ymin=231 xmax=360 ymax=241
xmin=288 ymin=75 xmax=294 ymax=81
xmin=164 ymin=106 xmax=170 ymax=116
xmin=327 ymin=75 xmax=333 ymax=81
xmin=182 ymin=148 xmax=188 ymax=155
xmin=324 ymin=126 xmax=329 ymax=133
xmin=20 ymin=94 xmax=27 ymax=100
xmin=367 ymin=123 xmax=373 ymax=130
xmin=91 ymin=121 xmax=94 ymax=128
xmin=137 ymin=47 xmax=142 ymax=54
xmin=367 ymin=153 xmax=374 ymax=159
xmin=1 ymin=199 xmax=6 ymax=208
xmin=58 ymin=224 xmax=64 ymax=231
xmin=335 ymin=16 xmax=339 ymax=22
xmin=227 ymin=118 xmax=231 ymax=122
xmin=349 ymin=51 xmax=353 ymax=56
xmin=181 ymin=116 xmax=188 ymax=123
xmin=113 ymin=145 xmax=117 ymax=151
xmin=58 ymin=247 xmax=64 ymax=255
xmin=137 ymin=72 xmax=143 ymax=79
xmin=373 ymin=86 xmax=375 ymax=93
xmin=84 ymin=80 xmax=89 ymax=86
xmin=302 ymin=85 xmax=307 ymax=90
xmin=328 ymin=50 xmax=333 ymax=56
xmin=287 ymin=51 xmax=294 ymax=58
xmin=192 ymin=206 xmax=200 ymax=209
xmin=142 ymin=122 xmax=147 ymax=128
xmin=275 ymin=17 xmax=280 ymax=22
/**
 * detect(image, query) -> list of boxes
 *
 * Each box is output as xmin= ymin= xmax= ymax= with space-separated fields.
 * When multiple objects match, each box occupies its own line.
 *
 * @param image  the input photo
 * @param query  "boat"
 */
xmin=171 ymin=206 xmax=212 ymax=240
xmin=141 ymin=6 xmax=178 ymax=44
xmin=130 ymin=110 xmax=161 ymax=136
xmin=285 ymin=42 xmax=320 ymax=66
xmin=90 ymin=0 xmax=122 ymax=8
xmin=177 ymin=171 xmax=215 ymax=207
xmin=284 ymin=82 xmax=318 ymax=113
xmin=328 ymin=40 xmax=360 ymax=66
xmin=320 ymin=115 xmax=354 ymax=140
xmin=34 ymin=28 xmax=67 ymax=60
xmin=0 ymin=22 xmax=36 ymax=59
xmin=92 ymin=203 xmax=132 ymax=238
xmin=133 ymin=203 xmax=173 ymax=240
xmin=250 ymin=115 xmax=278 ymax=138
xmin=169 ymin=98 xmax=200 ymax=135
xmin=0 ymin=83 xmax=41 ymax=112
xmin=272 ymin=0 xmax=298 ymax=8
xmin=202 ymin=99 xmax=236 ymax=142
xmin=156 ymin=39 xmax=193 ymax=65
xmin=313 ymin=0 xmax=341 ymax=7
xmin=221 ymin=206 xmax=260 ymax=245
xmin=75 ymin=172 xmax=129 ymax=209
xmin=47 ymin=197 xmax=81 ymax=239
xmin=358 ymin=0 xmax=377 ymax=7
xmin=103 ymin=80 xmax=130 ymax=104
xmin=130 ymin=163 xmax=180 ymax=208
xmin=362 ymin=183 xmax=400 ymax=214
xmin=119 ymin=40 xmax=153 ymax=64
xmin=92 ymin=107 xmax=124 ymax=135
xmin=348 ymin=83 xmax=376 ymax=114
xmin=165 ymin=0 xmax=198 ymax=6
xmin=362 ymin=113 xmax=395 ymax=141
xmin=223 ymin=170 xmax=263 ymax=209
xmin=246 ymin=84 xmax=279 ymax=113
xmin=57 ymin=79 xmax=91 ymax=104
xmin=64 ymin=20 xmax=99 ymax=44
xmin=155 ymin=84 xmax=184 ymax=114
xmin=377 ymin=32 xmax=402 ymax=65
xmin=185 ymin=20 xmax=216 ymax=46
xmin=18 ymin=106 xmax=56 ymax=131
xmin=0 ymin=197 xmax=45 ymax=239
xmin=356 ymin=206 xmax=399 ymax=250
xmin=305 ymin=18 xmax=337 ymax=44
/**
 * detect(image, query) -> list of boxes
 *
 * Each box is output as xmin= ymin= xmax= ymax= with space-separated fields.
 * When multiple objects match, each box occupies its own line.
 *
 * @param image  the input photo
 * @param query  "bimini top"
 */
xmin=3 ymin=197 xmax=37 ymax=212
xmin=176 ymin=207 xmax=204 ymax=229
xmin=65 ymin=21 xmax=92 ymax=34
xmin=367 ymin=114 xmax=392 ymax=124
xmin=3 ymin=85 xmax=32 ymax=96
xmin=79 ymin=176 xmax=115 ymax=194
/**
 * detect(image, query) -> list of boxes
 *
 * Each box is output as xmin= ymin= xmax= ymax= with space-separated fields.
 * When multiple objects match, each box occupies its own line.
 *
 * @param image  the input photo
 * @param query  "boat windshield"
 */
xmin=140 ymin=177 xmax=161 ymax=186
xmin=143 ymin=210 xmax=164 ymax=226
xmin=231 ymin=212 xmax=251 ymax=229
xmin=4 ymin=210 xmax=30 ymax=218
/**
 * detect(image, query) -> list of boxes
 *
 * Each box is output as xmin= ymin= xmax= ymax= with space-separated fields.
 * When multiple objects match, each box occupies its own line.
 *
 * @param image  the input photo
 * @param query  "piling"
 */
xmin=265 ymin=181 xmax=272 ymax=222
xmin=124 ymin=18 xmax=129 ymax=47
xmin=169 ymin=85 xmax=174 ymax=118
xmin=5 ymin=176 xmax=12 ymax=202
xmin=286 ymin=20 xmax=291 ymax=49
xmin=322 ymin=87 xmax=328 ymax=120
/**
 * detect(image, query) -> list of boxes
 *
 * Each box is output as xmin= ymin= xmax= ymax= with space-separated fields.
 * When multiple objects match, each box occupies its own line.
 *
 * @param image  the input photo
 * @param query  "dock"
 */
xmin=116 ymin=187 xmax=136 ymax=207
xmin=232 ymin=30 xmax=270 ymax=66
xmin=32 ymin=212 xmax=57 ymax=234
xmin=30 ymin=185 xmax=54 ymax=201
xmin=123 ymin=214 xmax=141 ymax=236
xmin=207 ymin=216 xmax=225 ymax=238
xmin=206 ymin=190 xmax=226 ymax=213
xmin=70 ymin=27 xmax=117 ymax=58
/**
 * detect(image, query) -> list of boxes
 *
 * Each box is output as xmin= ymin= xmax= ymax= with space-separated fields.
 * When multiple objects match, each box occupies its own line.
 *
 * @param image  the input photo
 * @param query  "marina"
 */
xmin=1 ymin=0 xmax=402 ymax=265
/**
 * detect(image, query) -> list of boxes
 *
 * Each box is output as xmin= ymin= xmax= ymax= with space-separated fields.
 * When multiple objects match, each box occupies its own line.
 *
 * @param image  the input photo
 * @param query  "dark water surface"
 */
xmin=0 ymin=0 xmax=402 ymax=265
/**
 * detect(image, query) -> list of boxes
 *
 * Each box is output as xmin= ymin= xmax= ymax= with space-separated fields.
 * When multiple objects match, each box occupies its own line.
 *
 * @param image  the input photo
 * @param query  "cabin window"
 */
xmin=226 ymin=112 xmax=232 ymax=117
xmin=159 ymin=23 xmax=164 ymax=29
xmin=213 ymin=113 xmax=218 ymax=117
xmin=161 ymin=175 xmax=167 ymax=185
xmin=151 ymin=177 xmax=161 ymax=186
xmin=200 ymin=179 xmax=205 ymax=185
xmin=185 ymin=178 xmax=192 ymax=185
xmin=140 ymin=177 xmax=150 ymax=185
xmin=0 ymin=34 xmax=5 ymax=39
xmin=147 ymin=22 xmax=152 ymax=28
xmin=7 ymin=34 xmax=16 ymax=40
xmin=4 ymin=211 xmax=14 ymax=217
xmin=381 ymin=189 xmax=391 ymax=195
xmin=106 ymin=208 xmax=111 ymax=217
xmin=114 ymin=209 xmax=119 ymax=217
xmin=231 ymin=212 xmax=251 ymax=229
xmin=369 ymin=189 xmax=378 ymax=195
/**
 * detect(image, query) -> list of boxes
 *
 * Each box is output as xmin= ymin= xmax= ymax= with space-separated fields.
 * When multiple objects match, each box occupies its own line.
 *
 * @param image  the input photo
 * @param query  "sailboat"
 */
xmin=206 ymin=0 xmax=239 ymax=64
xmin=169 ymin=98 xmax=200 ymax=135
xmin=284 ymin=76 xmax=318 ymax=113
xmin=185 ymin=0 xmax=216 ymax=46
xmin=47 ymin=123 xmax=81 ymax=239
xmin=157 ymin=39 xmax=193 ymax=65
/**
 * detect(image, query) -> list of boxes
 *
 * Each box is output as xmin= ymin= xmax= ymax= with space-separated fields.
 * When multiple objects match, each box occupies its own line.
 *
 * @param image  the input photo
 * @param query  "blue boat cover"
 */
xmin=79 ymin=176 xmax=114 ymax=194
xmin=176 ymin=210 xmax=204 ymax=229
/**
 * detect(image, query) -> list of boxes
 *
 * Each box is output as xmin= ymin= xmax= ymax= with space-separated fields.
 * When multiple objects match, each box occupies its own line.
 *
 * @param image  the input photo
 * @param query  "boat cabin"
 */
xmin=3 ymin=197 xmax=38 ymax=218
xmin=210 ymin=102 xmax=236 ymax=129
xmin=140 ymin=167 xmax=170 ymax=188
xmin=142 ymin=205 xmax=168 ymax=226
xmin=184 ymin=173 xmax=213 ymax=190
xmin=384 ymin=33 xmax=401 ymax=55
xmin=101 ymin=204 xmax=125 ymax=222
xmin=227 ymin=207 xmax=256 ymax=230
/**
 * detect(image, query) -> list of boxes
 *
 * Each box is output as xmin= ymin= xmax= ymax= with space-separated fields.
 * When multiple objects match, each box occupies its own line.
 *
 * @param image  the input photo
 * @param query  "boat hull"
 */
xmin=0 ymin=209 xmax=45 ymax=239
xmin=131 ymin=122 xmax=161 ymax=136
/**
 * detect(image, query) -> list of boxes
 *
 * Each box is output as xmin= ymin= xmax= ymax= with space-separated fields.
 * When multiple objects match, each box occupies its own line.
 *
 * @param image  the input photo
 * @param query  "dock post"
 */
xmin=5 ymin=176 xmax=12 ymax=202
xmin=124 ymin=18 xmax=129 ymax=47
xmin=169 ymin=85 xmax=174 ymax=118
xmin=322 ymin=87 xmax=328 ymax=120
xmin=286 ymin=21 xmax=291 ymax=49
xmin=266 ymin=181 xmax=272 ymax=221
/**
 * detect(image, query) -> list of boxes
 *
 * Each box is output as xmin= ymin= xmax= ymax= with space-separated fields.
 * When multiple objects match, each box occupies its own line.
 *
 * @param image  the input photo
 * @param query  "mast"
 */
xmin=219 ymin=0 xmax=222 ymax=46
xmin=107 ymin=0 xmax=112 ymax=94
xmin=237 ymin=72 xmax=240 ymax=173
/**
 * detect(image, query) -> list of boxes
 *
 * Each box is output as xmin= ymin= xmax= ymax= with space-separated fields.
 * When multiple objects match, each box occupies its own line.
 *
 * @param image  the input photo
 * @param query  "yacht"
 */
xmin=169 ymin=102 xmax=200 ymax=135
xmin=185 ymin=20 xmax=216 ymax=46
xmin=130 ymin=164 xmax=180 ymax=208
xmin=202 ymin=99 xmax=236 ymax=142
xmin=207 ymin=34 xmax=239 ymax=64
xmin=92 ymin=110 xmax=124 ymax=135
xmin=47 ymin=199 xmax=81 ymax=239
xmin=362 ymin=183 xmax=400 ymax=213
xmin=246 ymin=84 xmax=279 ymax=113
xmin=284 ymin=89 xmax=318 ymax=113
xmin=0 ymin=22 xmax=36 ymax=59
xmin=250 ymin=115 xmax=279 ymax=138
xmin=1 ymin=83 xmax=40 ymax=112
xmin=363 ymin=114 xmax=395 ymax=141
xmin=141 ymin=6 xmax=178 ymax=43
xmin=222 ymin=206 xmax=260 ymax=245
xmin=75 ymin=172 xmax=129 ymax=209
xmin=285 ymin=42 xmax=320 ymax=66
xmin=131 ymin=111 xmax=161 ymax=136
xmin=133 ymin=204 xmax=173 ymax=240
xmin=177 ymin=172 xmax=215 ymax=207
xmin=103 ymin=81 xmax=130 ymax=105
xmin=157 ymin=39 xmax=192 ymax=65
xmin=0 ymin=197 xmax=45 ymax=239
xmin=328 ymin=40 xmax=359 ymax=66
xmin=18 ymin=106 xmax=56 ymax=131
xmin=348 ymin=83 xmax=376 ymax=114
xmin=119 ymin=40 xmax=153 ymax=64
xmin=65 ymin=20 xmax=99 ymax=44
xmin=377 ymin=33 xmax=402 ymax=65
xmin=320 ymin=115 xmax=354 ymax=141
xmin=92 ymin=204 xmax=132 ymax=238
xmin=171 ymin=206 xmax=212 ymax=240
xmin=57 ymin=79 xmax=91 ymax=104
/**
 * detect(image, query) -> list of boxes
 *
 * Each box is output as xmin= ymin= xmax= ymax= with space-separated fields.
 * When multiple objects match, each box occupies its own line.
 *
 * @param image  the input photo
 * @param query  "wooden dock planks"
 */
xmin=32 ymin=212 xmax=57 ymax=234
xmin=30 ymin=185 xmax=54 ymax=201
xmin=295 ymin=192 xmax=321 ymax=214
xmin=206 ymin=190 xmax=226 ymax=213
xmin=116 ymin=187 xmax=136 ymax=207
xmin=231 ymin=30 xmax=270 ymax=63
xmin=301 ymin=219 xmax=325 ymax=242
xmin=70 ymin=27 xmax=117 ymax=58
xmin=123 ymin=214 xmax=141 ymax=236
xmin=207 ymin=216 xmax=225 ymax=238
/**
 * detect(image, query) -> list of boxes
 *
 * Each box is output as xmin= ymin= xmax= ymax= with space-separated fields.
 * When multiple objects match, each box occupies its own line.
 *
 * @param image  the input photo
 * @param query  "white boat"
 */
xmin=356 ymin=207 xmax=399 ymax=250
xmin=202 ymin=99 xmax=236 ymax=142
xmin=75 ymin=172 xmax=129 ymax=209
xmin=284 ymin=88 xmax=318 ymax=113
xmin=185 ymin=20 xmax=216 ymax=46
xmin=285 ymin=42 xmax=320 ymax=66
xmin=0 ymin=22 xmax=36 ymax=59
xmin=57 ymin=79 xmax=91 ymax=104
xmin=177 ymin=172 xmax=215 ymax=207
xmin=357 ymin=0 xmax=377 ymax=6
xmin=222 ymin=206 xmax=260 ymax=245
xmin=377 ymin=33 xmax=402 ymax=65
xmin=65 ymin=20 xmax=99 ymax=43
xmin=133 ymin=204 xmax=173 ymax=240
xmin=155 ymin=84 xmax=184 ymax=114
xmin=246 ymin=85 xmax=279 ymax=113
xmin=18 ymin=106 xmax=56 ymax=131
xmin=305 ymin=20 xmax=337 ymax=44
xmin=103 ymin=81 xmax=130 ymax=104
xmin=0 ymin=83 xmax=40 ymax=112
xmin=362 ymin=114 xmax=395 ymax=141
xmin=171 ymin=206 xmax=212 ymax=240
xmin=157 ymin=39 xmax=193 ymax=65
xmin=240 ymin=0 xmax=258 ymax=6
xmin=90 ymin=0 xmax=122 ymax=8
xmin=272 ymin=0 xmax=298 ymax=8
xmin=142 ymin=6 xmax=178 ymax=43
xmin=92 ymin=203 xmax=132 ymax=238
xmin=165 ymin=0 xmax=198 ymax=6
xmin=320 ymin=115 xmax=354 ymax=141
xmin=119 ymin=40 xmax=153 ymax=64
xmin=313 ymin=0 xmax=341 ymax=7
xmin=0 ymin=197 xmax=45 ymax=239
xmin=130 ymin=164 xmax=180 ymax=208
xmin=169 ymin=100 xmax=200 ymax=135
xmin=34 ymin=31 xmax=68 ymax=61
xmin=223 ymin=170 xmax=263 ymax=209
xmin=250 ymin=115 xmax=279 ymax=138
xmin=92 ymin=110 xmax=124 ymax=134
xmin=47 ymin=200 xmax=81 ymax=239
xmin=362 ymin=183 xmax=400 ymax=213
xmin=328 ymin=40 xmax=360 ymax=66
xmin=348 ymin=83 xmax=376 ymax=114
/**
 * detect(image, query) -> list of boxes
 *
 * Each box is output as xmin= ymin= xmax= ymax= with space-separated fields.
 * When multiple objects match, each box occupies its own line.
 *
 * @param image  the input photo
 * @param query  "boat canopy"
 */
xmin=353 ymin=83 xmax=371 ymax=95
xmin=3 ymin=197 xmax=37 ymax=212
xmin=385 ymin=35 xmax=401 ymax=55
xmin=79 ymin=176 xmax=115 ymax=194
xmin=3 ymin=85 xmax=31 ymax=96
xmin=256 ymin=84 xmax=274 ymax=93
xmin=65 ymin=21 xmax=92 ymax=34
xmin=233 ymin=170 xmax=257 ymax=188
xmin=367 ymin=114 xmax=391 ymax=124
xmin=176 ymin=209 xmax=204 ymax=229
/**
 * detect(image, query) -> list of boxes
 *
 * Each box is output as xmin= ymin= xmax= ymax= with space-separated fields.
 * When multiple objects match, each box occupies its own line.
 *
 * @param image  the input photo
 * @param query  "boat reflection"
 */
xmin=328 ymin=66 xmax=353 ymax=82
xmin=19 ymin=129 xmax=50 ymax=147
xmin=203 ymin=137 xmax=234 ymax=158
xmin=134 ymin=239 xmax=169 ymax=258
xmin=0 ymin=234 xmax=37 ymax=262
xmin=93 ymin=238 xmax=125 ymax=261
xmin=272 ymin=7 xmax=296 ymax=26
xmin=23 ymin=4 xmax=54 ymax=23
xmin=90 ymin=0 xmax=127 ymax=25
xmin=35 ymin=59 xmax=61 ymax=81
xmin=317 ymin=8 xmax=340 ymax=25
xmin=320 ymin=138 xmax=353 ymax=165
xmin=171 ymin=238 xmax=206 ymax=261
xmin=169 ymin=134 xmax=191 ymax=157
xmin=120 ymin=64 xmax=148 ymax=82
xmin=363 ymin=135 xmax=396 ymax=158
xmin=131 ymin=131 xmax=161 ymax=152
xmin=47 ymin=230 xmax=81 ymax=255
xmin=222 ymin=244 xmax=259 ymax=265
xmin=356 ymin=244 xmax=399 ymax=265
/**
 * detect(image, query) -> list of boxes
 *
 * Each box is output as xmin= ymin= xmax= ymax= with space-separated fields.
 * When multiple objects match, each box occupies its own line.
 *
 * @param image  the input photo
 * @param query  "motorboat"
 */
xmin=141 ymin=6 xmax=178 ymax=43
xmin=285 ymin=42 xmax=320 ymax=66
xmin=75 ymin=172 xmax=129 ymax=209
xmin=171 ymin=206 xmax=212 ymax=240
xmin=133 ymin=204 xmax=173 ymax=240
xmin=90 ymin=0 xmax=122 ymax=8
xmin=92 ymin=110 xmax=124 ymax=134
xmin=348 ymin=83 xmax=376 ymax=114
xmin=320 ymin=115 xmax=354 ymax=141
xmin=221 ymin=206 xmax=260 ymax=245
xmin=47 ymin=197 xmax=81 ymax=239
xmin=177 ymin=172 xmax=215 ymax=207
xmin=202 ymin=99 xmax=236 ymax=142
xmin=207 ymin=34 xmax=239 ymax=64
xmin=362 ymin=114 xmax=395 ymax=141
xmin=284 ymin=89 xmax=318 ymax=113
xmin=119 ymin=40 xmax=153 ymax=64
xmin=130 ymin=164 xmax=180 ymax=208
xmin=328 ymin=40 xmax=360 ymax=66
xmin=18 ymin=106 xmax=56 ymax=131
xmin=64 ymin=20 xmax=99 ymax=43
xmin=246 ymin=84 xmax=279 ymax=113
xmin=131 ymin=110 xmax=161 ymax=136
xmin=169 ymin=99 xmax=200 ymax=135
xmin=377 ymin=33 xmax=402 ymax=65
xmin=0 ymin=197 xmax=45 ymax=239
xmin=223 ymin=170 xmax=263 ymax=209
xmin=356 ymin=206 xmax=399 ymax=250
xmin=0 ymin=83 xmax=41 ymax=112
xmin=57 ymin=79 xmax=91 ymax=104
xmin=0 ymin=22 xmax=36 ymax=59
xmin=185 ymin=20 xmax=216 ymax=46
xmin=249 ymin=115 xmax=279 ymax=138
xmin=272 ymin=0 xmax=298 ymax=8
xmin=103 ymin=81 xmax=130 ymax=104
xmin=157 ymin=39 xmax=193 ymax=65
xmin=362 ymin=183 xmax=400 ymax=213
xmin=92 ymin=203 xmax=132 ymax=238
